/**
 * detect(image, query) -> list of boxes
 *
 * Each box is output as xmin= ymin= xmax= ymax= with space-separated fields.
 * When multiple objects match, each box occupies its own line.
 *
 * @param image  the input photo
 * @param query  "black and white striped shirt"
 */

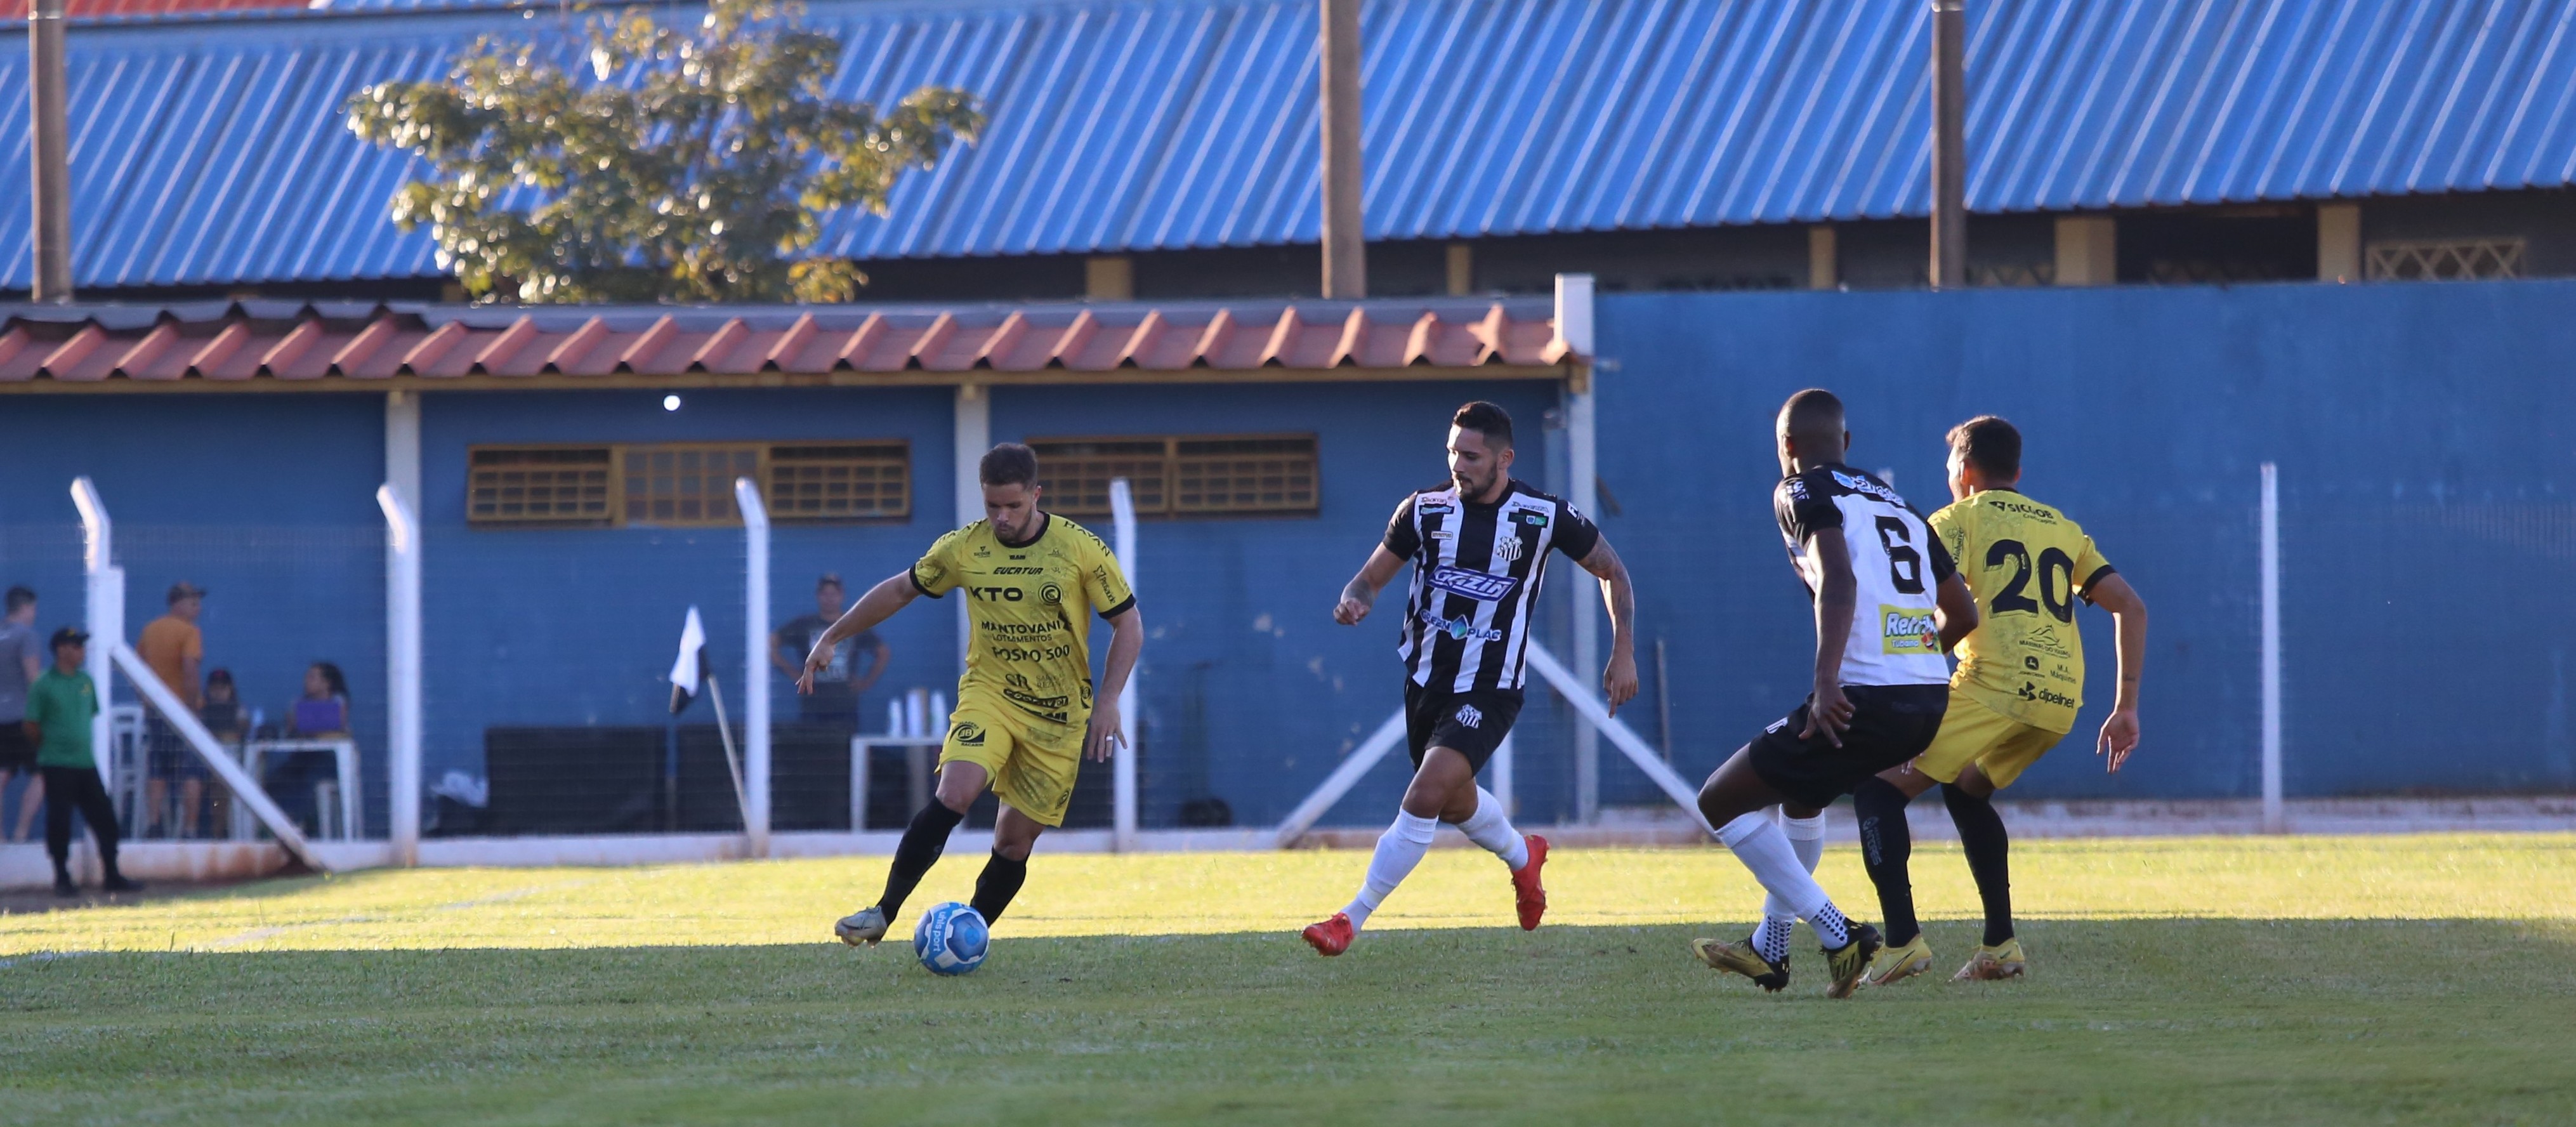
xmin=1382 ymin=480 xmax=1601 ymax=694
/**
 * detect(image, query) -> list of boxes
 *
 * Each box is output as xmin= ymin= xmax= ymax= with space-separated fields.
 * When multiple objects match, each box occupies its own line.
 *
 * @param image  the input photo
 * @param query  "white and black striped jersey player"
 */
xmin=1301 ymin=401 xmax=1638 ymax=957
xmin=1688 ymin=388 xmax=1978 ymax=998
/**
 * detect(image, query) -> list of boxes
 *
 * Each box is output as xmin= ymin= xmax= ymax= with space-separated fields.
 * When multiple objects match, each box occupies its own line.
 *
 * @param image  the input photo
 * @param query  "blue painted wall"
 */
xmin=416 ymin=387 xmax=961 ymax=801
xmin=1594 ymin=279 xmax=2576 ymax=802
xmin=0 ymin=395 xmax=389 ymax=824
xmin=6 ymin=279 xmax=2572 ymax=834
xmin=986 ymin=380 xmax=1570 ymax=828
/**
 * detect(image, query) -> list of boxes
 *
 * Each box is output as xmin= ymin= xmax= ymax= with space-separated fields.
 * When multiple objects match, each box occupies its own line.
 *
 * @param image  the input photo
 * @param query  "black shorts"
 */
xmin=1403 ymin=684 xmax=1523 ymax=773
xmin=0 ymin=723 xmax=31 ymax=772
xmin=1745 ymin=683 xmax=1949 ymax=808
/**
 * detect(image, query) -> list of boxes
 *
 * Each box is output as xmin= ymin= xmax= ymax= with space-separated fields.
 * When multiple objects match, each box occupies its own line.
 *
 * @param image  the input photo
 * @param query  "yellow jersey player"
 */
xmin=1856 ymin=415 xmax=2147 ymax=985
xmin=801 ymin=443 xmax=1141 ymax=949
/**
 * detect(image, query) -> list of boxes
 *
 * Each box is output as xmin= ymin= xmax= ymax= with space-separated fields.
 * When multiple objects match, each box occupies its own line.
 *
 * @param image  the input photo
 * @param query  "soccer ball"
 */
xmin=912 ymin=902 xmax=989 ymax=976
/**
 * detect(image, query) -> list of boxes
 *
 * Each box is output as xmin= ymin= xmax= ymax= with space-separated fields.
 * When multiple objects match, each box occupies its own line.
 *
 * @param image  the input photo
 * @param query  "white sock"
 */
xmin=1753 ymin=810 xmax=1827 ymax=962
xmin=1343 ymin=810 xmax=1439 ymax=932
xmin=1718 ymin=810 xmax=1846 ymax=946
xmin=1453 ymin=787 xmax=1530 ymax=871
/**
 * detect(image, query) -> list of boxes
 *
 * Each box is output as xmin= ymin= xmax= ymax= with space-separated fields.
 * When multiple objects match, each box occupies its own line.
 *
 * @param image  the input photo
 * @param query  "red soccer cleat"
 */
xmin=1302 ymin=913 xmax=1355 ymax=956
xmin=1511 ymin=834 xmax=1549 ymax=931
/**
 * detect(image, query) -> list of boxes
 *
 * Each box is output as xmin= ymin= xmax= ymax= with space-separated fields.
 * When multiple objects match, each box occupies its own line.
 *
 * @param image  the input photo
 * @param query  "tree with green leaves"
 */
xmin=346 ymin=0 xmax=981 ymax=304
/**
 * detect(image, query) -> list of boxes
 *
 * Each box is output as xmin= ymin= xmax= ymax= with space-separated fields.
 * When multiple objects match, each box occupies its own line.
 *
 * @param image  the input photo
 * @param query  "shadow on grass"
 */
xmin=1 ymin=919 xmax=2572 ymax=1124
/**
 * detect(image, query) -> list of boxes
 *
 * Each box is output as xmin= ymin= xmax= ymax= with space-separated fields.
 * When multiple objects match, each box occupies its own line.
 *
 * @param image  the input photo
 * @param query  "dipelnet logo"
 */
xmin=1880 ymin=605 xmax=1940 ymax=654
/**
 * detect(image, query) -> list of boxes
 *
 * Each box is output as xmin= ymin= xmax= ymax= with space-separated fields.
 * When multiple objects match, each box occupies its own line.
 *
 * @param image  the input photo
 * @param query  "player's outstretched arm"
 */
xmin=1332 ymin=546 xmax=1406 ymax=626
xmin=1801 ymin=527 xmax=1858 ymax=747
xmin=1086 ymin=605 xmax=1145 ymax=763
xmin=1933 ymin=570 xmax=1980 ymax=652
xmin=2086 ymin=572 xmax=2148 ymax=772
xmin=1577 ymin=538 xmax=1640 ymax=715
xmin=799 ymin=571 xmax=918 ymax=694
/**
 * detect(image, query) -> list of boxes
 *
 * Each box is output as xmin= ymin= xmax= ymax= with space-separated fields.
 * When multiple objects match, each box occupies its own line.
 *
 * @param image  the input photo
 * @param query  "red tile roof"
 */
xmin=39 ymin=0 xmax=303 ymax=17
xmin=0 ymin=300 xmax=1577 ymax=389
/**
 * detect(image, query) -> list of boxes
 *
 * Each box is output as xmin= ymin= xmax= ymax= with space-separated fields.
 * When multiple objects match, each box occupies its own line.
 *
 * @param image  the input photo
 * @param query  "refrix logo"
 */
xmin=1428 ymin=565 xmax=1517 ymax=602
xmin=1879 ymin=605 xmax=1940 ymax=654
xmin=952 ymin=722 xmax=987 ymax=746
xmin=1419 ymin=607 xmax=1506 ymax=643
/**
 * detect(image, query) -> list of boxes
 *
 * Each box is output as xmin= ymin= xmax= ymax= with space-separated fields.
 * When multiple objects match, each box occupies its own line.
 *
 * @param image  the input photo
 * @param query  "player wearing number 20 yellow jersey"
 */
xmin=1924 ymin=485 xmax=2115 ymax=783
xmin=1854 ymin=416 xmax=2146 ymax=989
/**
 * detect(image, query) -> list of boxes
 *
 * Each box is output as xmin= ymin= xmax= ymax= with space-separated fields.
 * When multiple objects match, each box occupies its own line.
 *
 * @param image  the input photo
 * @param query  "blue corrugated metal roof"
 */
xmin=4 ymin=0 xmax=2575 ymax=289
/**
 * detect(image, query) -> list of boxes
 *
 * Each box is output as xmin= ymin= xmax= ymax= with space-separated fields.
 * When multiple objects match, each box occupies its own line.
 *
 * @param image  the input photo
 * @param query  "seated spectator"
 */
xmin=197 ymin=669 xmax=246 ymax=834
xmin=200 ymin=669 xmax=247 ymax=744
xmin=289 ymin=662 xmax=350 ymax=737
xmin=273 ymin=662 xmax=352 ymax=836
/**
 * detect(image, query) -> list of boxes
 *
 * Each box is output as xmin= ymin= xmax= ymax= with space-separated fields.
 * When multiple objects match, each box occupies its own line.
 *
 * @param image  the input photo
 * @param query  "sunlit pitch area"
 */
xmin=6 ymin=835 xmax=2570 ymax=954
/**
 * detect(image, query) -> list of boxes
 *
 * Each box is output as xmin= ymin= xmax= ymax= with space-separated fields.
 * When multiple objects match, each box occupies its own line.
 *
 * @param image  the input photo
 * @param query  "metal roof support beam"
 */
xmin=1318 ymin=0 xmax=1367 ymax=300
xmin=27 ymin=0 xmax=72 ymax=302
xmin=1929 ymin=0 xmax=1968 ymax=290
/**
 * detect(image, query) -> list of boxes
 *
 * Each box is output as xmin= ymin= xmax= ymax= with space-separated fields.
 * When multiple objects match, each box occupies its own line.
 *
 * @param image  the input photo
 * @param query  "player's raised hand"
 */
xmin=796 ymin=647 xmax=831 ymax=695
xmin=2097 ymin=706 xmax=2139 ymax=772
xmin=1799 ymin=682 xmax=1854 ymax=747
xmin=1084 ymin=700 xmax=1124 ymax=763
xmin=1602 ymin=650 xmax=1640 ymax=716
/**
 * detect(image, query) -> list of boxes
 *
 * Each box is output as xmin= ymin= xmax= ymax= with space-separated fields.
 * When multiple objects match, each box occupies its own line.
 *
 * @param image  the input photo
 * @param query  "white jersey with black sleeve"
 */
xmin=1775 ymin=464 xmax=1955 ymax=687
xmin=1382 ymin=480 xmax=1601 ymax=694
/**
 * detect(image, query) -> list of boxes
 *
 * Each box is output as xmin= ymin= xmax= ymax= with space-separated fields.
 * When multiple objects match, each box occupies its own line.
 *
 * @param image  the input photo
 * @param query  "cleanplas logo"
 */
xmin=1420 ymin=608 xmax=1505 ymax=642
xmin=1880 ymin=605 xmax=1940 ymax=654
xmin=1428 ymin=565 xmax=1517 ymax=602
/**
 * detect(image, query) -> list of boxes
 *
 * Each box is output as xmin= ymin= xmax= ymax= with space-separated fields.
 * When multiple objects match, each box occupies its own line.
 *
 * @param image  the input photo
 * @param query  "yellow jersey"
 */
xmin=911 ymin=514 xmax=1134 ymax=726
xmin=1929 ymin=489 xmax=2116 ymax=735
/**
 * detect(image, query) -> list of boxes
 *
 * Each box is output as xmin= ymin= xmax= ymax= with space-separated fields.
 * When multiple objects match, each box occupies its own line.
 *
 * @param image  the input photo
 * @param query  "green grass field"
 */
xmin=4 ymin=834 xmax=2573 ymax=1124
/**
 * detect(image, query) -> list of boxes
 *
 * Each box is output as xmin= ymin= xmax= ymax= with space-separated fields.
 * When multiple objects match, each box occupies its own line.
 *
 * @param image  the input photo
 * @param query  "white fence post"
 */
xmin=2259 ymin=462 xmax=2284 ymax=834
xmin=70 ymin=478 xmax=120 ymax=791
xmin=1556 ymin=273 xmax=1600 ymax=822
xmin=378 ymin=484 xmax=423 ymax=865
xmin=1109 ymin=478 xmax=1140 ymax=851
xmin=736 ymin=478 xmax=772 ymax=858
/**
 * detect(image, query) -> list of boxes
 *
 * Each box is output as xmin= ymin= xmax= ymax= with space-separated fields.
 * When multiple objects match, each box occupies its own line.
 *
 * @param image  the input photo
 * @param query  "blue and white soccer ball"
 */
xmin=912 ymin=901 xmax=990 ymax=976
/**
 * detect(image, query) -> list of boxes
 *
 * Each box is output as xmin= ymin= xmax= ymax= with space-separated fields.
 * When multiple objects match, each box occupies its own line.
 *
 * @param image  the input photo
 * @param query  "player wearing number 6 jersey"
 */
xmin=1855 ymin=416 xmax=2147 ymax=985
xmin=1691 ymin=389 xmax=1979 ymax=998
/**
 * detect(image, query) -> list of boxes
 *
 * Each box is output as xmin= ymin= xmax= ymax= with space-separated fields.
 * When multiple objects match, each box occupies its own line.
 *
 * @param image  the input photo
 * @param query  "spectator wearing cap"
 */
xmin=0 ymin=586 xmax=41 ymax=841
xmin=138 ymin=581 xmax=210 ymax=838
xmin=24 ymin=628 xmax=140 ymax=896
xmin=772 ymin=574 xmax=888 ymax=730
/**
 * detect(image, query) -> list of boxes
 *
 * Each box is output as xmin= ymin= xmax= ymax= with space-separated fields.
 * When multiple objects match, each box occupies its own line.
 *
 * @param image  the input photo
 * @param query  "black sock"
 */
xmin=1943 ymin=783 xmax=2014 ymax=946
xmin=1853 ymin=777 xmax=1919 ymax=947
xmin=970 ymin=850 xmax=1029 ymax=925
xmin=877 ymin=801 xmax=966 ymax=921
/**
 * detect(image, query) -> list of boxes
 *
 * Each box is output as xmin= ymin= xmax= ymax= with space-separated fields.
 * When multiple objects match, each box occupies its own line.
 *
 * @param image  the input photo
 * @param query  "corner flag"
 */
xmin=669 ymin=606 xmax=708 ymax=715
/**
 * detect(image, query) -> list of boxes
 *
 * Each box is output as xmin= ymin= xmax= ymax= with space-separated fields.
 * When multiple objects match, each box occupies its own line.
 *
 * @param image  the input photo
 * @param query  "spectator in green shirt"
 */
xmin=23 ymin=628 xmax=139 ymax=896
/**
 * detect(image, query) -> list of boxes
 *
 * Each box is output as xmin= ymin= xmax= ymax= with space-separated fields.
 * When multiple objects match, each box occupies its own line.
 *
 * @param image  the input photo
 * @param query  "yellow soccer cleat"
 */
xmin=1691 ymin=936 xmax=1790 ymax=992
xmin=1862 ymin=934 xmax=1934 ymax=987
xmin=1953 ymin=937 xmax=2028 ymax=981
xmin=1822 ymin=922 xmax=1884 ymax=999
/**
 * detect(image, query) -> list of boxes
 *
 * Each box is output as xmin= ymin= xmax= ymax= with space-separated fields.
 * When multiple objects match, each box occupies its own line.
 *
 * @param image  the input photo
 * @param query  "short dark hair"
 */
xmin=979 ymin=443 xmax=1040 ymax=489
xmin=1451 ymin=401 xmax=1514 ymax=448
xmin=4 ymin=586 xmax=32 ymax=612
xmin=1947 ymin=415 xmax=2022 ymax=480
xmin=1779 ymin=388 xmax=1844 ymax=439
xmin=817 ymin=573 xmax=844 ymax=591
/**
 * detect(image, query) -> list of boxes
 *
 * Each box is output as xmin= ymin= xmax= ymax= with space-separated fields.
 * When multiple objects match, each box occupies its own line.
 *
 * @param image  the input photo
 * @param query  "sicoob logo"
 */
xmin=1428 ymin=565 xmax=1517 ymax=602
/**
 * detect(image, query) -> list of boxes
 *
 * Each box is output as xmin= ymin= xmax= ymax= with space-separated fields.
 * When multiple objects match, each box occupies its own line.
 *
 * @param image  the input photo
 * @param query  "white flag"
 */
xmin=668 ymin=605 xmax=707 ymax=715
